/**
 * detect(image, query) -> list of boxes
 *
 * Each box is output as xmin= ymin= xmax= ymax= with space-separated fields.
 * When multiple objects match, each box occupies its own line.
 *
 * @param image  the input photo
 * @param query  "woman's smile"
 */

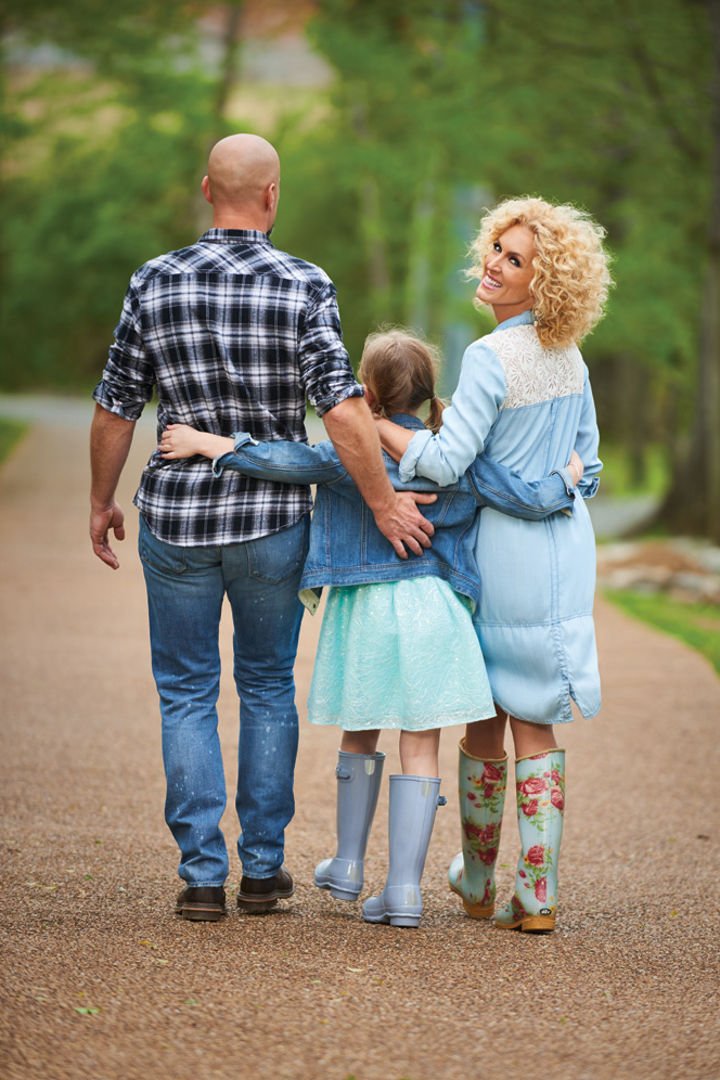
xmin=480 ymin=271 xmax=503 ymax=291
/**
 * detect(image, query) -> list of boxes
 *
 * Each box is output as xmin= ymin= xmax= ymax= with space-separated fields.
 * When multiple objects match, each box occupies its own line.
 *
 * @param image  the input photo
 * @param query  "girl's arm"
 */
xmin=467 ymin=452 xmax=581 ymax=520
xmin=159 ymin=424 xmax=346 ymax=485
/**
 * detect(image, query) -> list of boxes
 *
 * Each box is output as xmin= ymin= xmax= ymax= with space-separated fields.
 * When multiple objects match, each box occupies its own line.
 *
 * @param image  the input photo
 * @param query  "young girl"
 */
xmin=159 ymin=329 xmax=580 ymax=928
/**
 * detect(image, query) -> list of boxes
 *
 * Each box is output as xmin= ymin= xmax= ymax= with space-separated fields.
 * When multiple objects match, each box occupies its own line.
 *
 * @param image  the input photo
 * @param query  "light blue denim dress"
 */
xmin=399 ymin=311 xmax=603 ymax=725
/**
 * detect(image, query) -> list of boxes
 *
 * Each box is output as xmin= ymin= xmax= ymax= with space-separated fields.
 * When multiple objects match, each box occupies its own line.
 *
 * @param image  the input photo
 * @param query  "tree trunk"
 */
xmin=656 ymin=0 xmax=720 ymax=540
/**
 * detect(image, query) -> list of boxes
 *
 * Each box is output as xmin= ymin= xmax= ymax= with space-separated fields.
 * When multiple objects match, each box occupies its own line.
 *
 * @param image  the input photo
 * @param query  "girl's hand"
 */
xmin=160 ymin=425 xmax=236 ymax=461
xmin=159 ymin=423 xmax=206 ymax=459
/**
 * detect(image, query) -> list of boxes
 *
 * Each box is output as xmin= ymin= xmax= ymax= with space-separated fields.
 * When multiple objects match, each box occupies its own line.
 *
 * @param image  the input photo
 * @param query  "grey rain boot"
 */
xmin=314 ymin=749 xmax=385 ymax=901
xmin=362 ymin=774 xmax=446 ymax=928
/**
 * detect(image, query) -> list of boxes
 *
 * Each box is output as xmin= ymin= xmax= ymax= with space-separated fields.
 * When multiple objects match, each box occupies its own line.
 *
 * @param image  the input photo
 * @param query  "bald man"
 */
xmin=90 ymin=134 xmax=435 ymax=923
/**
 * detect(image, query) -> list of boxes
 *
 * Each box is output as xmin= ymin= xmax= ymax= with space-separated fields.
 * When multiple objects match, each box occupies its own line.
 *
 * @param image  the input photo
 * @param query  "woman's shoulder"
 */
xmin=487 ymin=327 xmax=584 ymax=408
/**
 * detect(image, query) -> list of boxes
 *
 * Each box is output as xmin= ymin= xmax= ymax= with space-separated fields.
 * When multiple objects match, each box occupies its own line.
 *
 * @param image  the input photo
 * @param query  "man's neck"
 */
xmin=211 ymin=212 xmax=269 ymax=232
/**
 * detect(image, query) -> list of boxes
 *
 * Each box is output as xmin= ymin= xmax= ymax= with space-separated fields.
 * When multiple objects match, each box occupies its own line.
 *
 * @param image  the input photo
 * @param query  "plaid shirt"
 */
xmin=93 ymin=229 xmax=363 ymax=546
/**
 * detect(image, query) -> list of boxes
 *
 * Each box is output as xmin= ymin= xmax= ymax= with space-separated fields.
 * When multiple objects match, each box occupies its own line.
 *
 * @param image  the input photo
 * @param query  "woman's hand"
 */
xmin=159 ymin=424 xmax=233 ymax=461
xmin=567 ymin=449 xmax=584 ymax=487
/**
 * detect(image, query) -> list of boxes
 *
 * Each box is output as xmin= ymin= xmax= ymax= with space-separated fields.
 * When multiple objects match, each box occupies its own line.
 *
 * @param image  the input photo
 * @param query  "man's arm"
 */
xmin=322 ymin=396 xmax=436 ymax=559
xmin=89 ymin=404 xmax=136 ymax=569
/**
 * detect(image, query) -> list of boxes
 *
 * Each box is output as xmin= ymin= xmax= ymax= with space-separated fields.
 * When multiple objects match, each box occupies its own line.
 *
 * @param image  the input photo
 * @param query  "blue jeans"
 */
xmin=138 ymin=513 xmax=310 ymax=887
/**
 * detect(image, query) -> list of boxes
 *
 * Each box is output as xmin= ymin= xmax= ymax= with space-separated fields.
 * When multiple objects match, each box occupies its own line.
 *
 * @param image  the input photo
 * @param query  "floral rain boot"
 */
xmin=448 ymin=742 xmax=508 ymax=919
xmin=494 ymin=748 xmax=565 ymax=933
xmin=314 ymin=749 xmax=385 ymax=901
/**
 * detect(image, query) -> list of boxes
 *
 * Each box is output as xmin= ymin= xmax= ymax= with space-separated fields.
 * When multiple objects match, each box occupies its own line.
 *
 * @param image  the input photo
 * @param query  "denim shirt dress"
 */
xmin=398 ymin=311 xmax=603 ymax=725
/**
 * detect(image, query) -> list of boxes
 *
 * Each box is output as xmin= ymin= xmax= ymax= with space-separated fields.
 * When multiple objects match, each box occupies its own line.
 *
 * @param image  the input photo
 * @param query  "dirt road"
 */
xmin=1 ymin=415 xmax=718 ymax=1080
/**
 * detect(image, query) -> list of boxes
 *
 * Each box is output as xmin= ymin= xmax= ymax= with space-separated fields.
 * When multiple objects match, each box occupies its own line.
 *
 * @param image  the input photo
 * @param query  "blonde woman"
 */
xmin=377 ymin=196 xmax=612 ymax=933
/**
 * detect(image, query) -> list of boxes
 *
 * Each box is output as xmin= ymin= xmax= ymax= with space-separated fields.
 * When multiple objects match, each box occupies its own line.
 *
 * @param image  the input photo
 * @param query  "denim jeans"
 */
xmin=138 ymin=513 xmax=310 ymax=887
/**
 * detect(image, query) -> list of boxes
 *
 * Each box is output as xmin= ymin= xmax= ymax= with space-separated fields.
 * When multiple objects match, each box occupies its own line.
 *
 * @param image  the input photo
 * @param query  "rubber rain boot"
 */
xmin=362 ymin=774 xmax=445 ymax=928
xmin=494 ymin=748 xmax=565 ymax=933
xmin=448 ymin=741 xmax=508 ymax=918
xmin=314 ymin=749 xmax=385 ymax=901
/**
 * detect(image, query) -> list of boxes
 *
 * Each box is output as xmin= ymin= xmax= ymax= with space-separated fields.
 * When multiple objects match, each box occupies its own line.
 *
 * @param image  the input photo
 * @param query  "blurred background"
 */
xmin=1 ymin=0 xmax=718 ymax=662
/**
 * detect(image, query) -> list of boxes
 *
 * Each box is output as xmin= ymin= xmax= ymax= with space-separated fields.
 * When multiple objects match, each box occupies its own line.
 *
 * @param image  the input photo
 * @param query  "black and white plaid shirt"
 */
xmin=93 ymin=229 xmax=363 ymax=546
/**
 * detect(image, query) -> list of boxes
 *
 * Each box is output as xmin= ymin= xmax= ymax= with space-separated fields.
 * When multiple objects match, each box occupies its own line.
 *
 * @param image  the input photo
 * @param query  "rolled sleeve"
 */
xmin=298 ymin=282 xmax=363 ymax=416
xmin=92 ymin=278 xmax=155 ymax=421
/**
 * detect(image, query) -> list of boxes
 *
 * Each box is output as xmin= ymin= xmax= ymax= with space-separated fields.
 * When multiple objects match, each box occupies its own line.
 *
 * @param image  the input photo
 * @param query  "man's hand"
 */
xmin=372 ymin=490 xmax=436 ymax=559
xmin=89 ymin=404 xmax=136 ymax=570
xmin=90 ymin=501 xmax=126 ymax=570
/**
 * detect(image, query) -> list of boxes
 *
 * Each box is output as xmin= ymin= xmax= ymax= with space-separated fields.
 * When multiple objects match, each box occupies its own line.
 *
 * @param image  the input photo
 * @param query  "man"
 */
xmin=89 ymin=134 xmax=434 ymax=922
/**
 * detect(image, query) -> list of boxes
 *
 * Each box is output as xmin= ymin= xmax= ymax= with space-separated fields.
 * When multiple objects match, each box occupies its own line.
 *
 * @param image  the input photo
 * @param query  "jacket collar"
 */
xmin=388 ymin=413 xmax=425 ymax=430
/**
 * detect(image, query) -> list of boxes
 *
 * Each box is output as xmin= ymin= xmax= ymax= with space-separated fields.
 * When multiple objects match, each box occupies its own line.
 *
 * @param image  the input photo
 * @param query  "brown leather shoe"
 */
xmin=236 ymin=867 xmax=294 ymax=913
xmin=175 ymin=885 xmax=226 ymax=922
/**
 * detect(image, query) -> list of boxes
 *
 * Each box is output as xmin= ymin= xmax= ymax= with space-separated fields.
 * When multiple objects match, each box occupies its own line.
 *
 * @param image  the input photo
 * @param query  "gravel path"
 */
xmin=1 ymin=416 xmax=719 ymax=1080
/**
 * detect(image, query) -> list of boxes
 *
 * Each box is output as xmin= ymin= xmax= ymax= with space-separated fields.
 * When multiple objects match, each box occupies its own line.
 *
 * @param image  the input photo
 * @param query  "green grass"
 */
xmin=0 ymin=418 xmax=28 ymax=464
xmin=604 ymin=589 xmax=720 ymax=675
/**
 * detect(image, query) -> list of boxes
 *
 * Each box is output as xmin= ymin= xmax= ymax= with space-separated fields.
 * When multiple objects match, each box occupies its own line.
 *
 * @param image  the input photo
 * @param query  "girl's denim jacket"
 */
xmin=213 ymin=414 xmax=575 ymax=613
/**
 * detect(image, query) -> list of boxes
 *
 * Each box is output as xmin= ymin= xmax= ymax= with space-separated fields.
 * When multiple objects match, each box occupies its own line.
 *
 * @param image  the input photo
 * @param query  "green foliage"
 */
xmin=279 ymin=0 xmax=711 ymax=408
xmin=0 ymin=4 xmax=220 ymax=388
xmin=0 ymin=417 xmax=28 ymax=463
xmin=1 ymin=0 xmax=715 ymax=536
xmin=605 ymin=590 xmax=720 ymax=675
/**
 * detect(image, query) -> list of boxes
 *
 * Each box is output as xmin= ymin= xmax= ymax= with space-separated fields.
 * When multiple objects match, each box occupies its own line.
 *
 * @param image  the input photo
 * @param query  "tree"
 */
xmin=295 ymin=0 xmax=716 ymax=538
xmin=0 ymin=2 xmax=243 ymax=387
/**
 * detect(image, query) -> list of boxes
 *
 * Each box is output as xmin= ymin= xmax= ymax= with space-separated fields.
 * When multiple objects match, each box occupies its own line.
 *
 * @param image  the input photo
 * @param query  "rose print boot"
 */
xmin=494 ymin=748 xmax=565 ymax=933
xmin=448 ymin=742 xmax=508 ymax=919
xmin=362 ymin=775 xmax=445 ymax=928
xmin=314 ymin=750 xmax=385 ymax=901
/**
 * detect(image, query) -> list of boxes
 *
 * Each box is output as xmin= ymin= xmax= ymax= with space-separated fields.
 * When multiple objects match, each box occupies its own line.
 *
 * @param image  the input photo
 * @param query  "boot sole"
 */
xmin=176 ymin=904 xmax=226 ymax=922
xmin=449 ymin=882 xmax=494 ymax=920
xmin=236 ymin=885 xmax=294 ymax=914
xmin=315 ymin=880 xmax=360 ymax=902
xmin=363 ymin=912 xmax=420 ymax=928
xmin=494 ymin=914 xmax=555 ymax=933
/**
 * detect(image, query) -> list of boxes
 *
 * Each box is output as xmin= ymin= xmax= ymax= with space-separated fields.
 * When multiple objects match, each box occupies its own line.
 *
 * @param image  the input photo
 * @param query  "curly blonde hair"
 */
xmin=468 ymin=196 xmax=613 ymax=347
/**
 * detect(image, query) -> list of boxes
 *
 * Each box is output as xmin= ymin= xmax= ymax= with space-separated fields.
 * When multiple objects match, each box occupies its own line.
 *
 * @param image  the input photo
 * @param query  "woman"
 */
xmin=376 ymin=196 xmax=612 ymax=932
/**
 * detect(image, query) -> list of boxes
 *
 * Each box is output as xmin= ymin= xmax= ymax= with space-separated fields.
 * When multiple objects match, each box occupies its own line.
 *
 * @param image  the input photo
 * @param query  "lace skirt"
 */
xmin=307 ymin=577 xmax=496 ymax=730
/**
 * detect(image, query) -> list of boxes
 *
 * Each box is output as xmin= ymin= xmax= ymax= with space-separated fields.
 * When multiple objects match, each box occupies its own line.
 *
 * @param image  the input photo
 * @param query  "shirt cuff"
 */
xmin=551 ymin=466 xmax=576 ymax=496
xmin=211 ymin=432 xmax=258 ymax=477
xmin=92 ymin=381 xmax=146 ymax=422
xmin=311 ymin=381 xmax=364 ymax=419
xmin=551 ymin=467 xmax=578 ymax=516
xmin=398 ymin=429 xmax=433 ymax=483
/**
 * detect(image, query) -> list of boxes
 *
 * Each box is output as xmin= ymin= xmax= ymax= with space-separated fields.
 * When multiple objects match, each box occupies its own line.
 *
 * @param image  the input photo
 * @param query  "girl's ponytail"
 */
xmin=426 ymin=394 xmax=446 ymax=434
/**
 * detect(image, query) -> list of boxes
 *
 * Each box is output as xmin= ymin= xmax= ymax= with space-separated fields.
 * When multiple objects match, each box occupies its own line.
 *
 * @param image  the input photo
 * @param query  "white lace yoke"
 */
xmin=489 ymin=324 xmax=584 ymax=409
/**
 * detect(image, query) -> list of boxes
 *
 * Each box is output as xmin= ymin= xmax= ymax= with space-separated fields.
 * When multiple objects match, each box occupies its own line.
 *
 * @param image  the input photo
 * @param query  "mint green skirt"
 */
xmin=307 ymin=577 xmax=496 ymax=731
